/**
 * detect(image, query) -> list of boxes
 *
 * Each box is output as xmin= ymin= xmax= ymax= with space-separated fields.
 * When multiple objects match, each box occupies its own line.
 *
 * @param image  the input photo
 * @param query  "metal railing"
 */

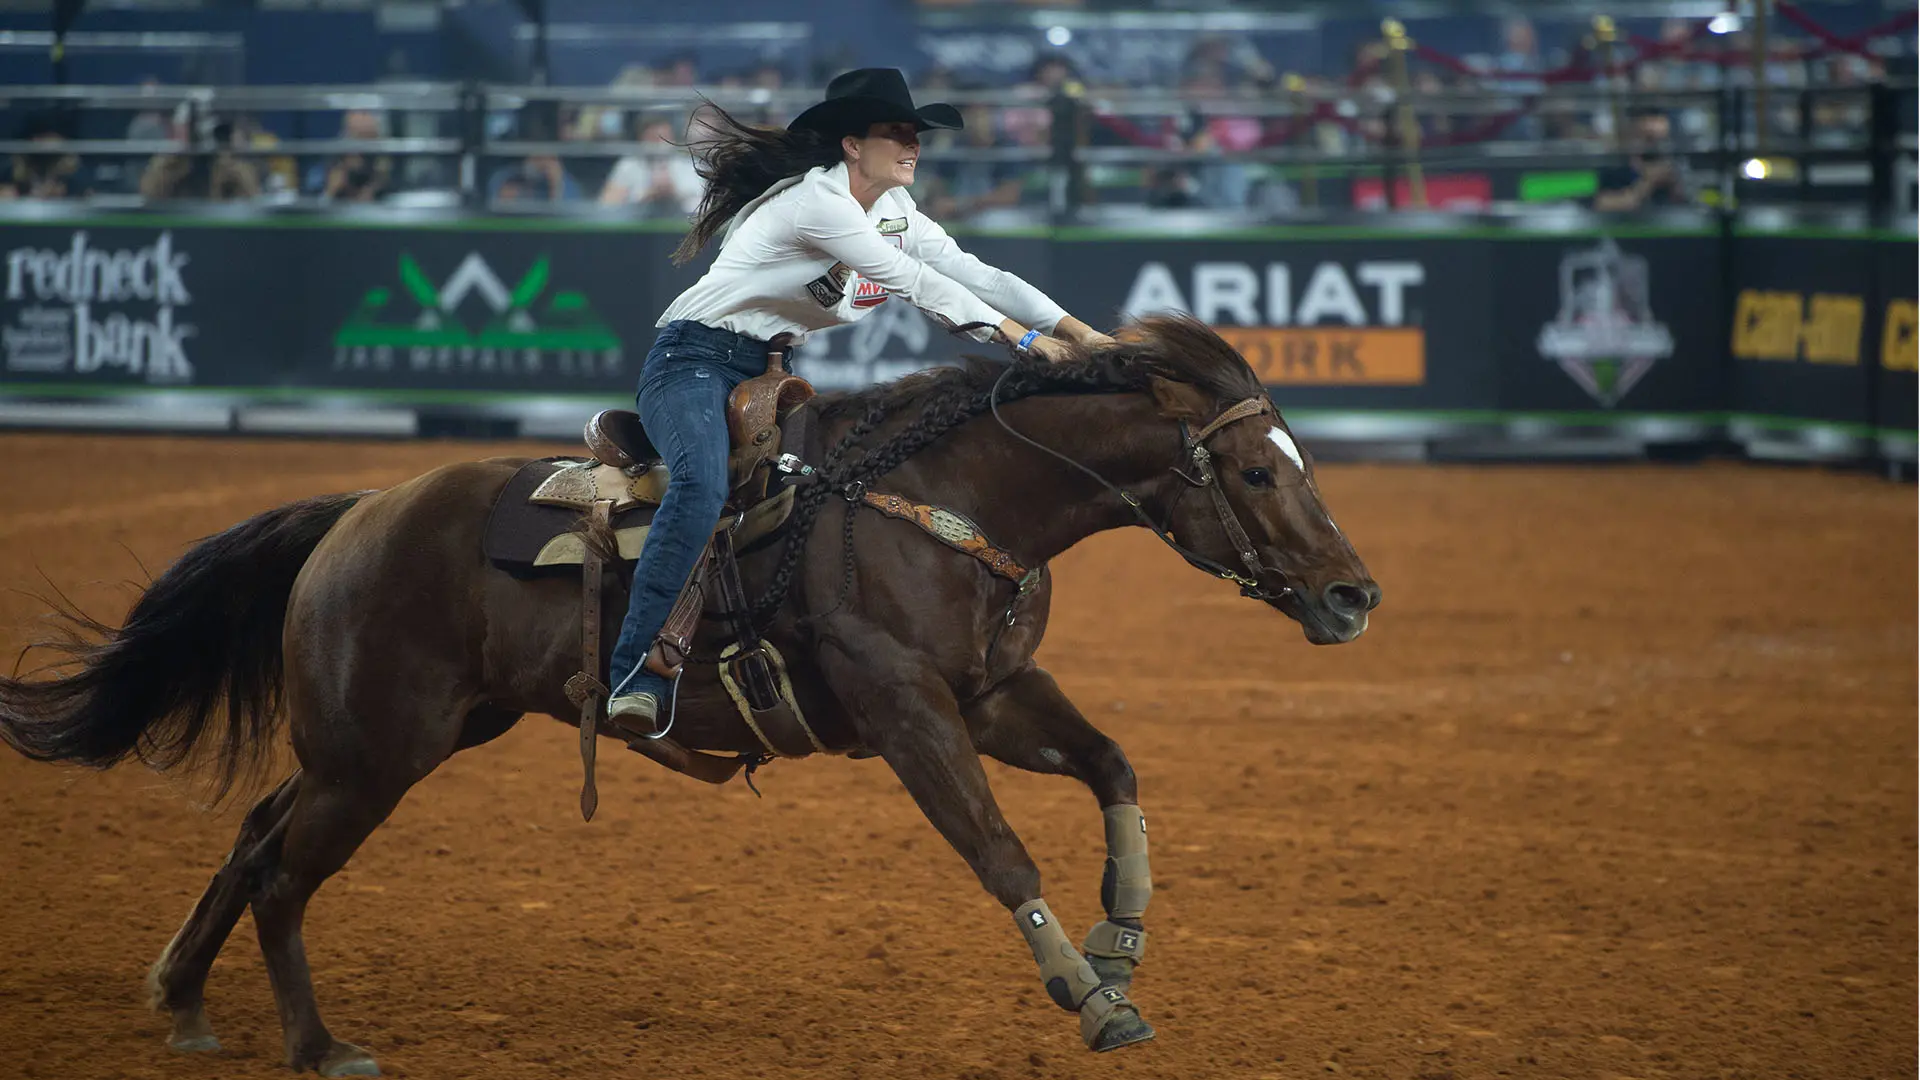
xmin=0 ymin=78 xmax=1909 ymax=220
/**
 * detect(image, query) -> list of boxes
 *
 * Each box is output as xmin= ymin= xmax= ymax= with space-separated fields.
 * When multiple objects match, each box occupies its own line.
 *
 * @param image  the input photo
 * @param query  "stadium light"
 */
xmin=1708 ymin=12 xmax=1742 ymax=34
xmin=1742 ymin=157 xmax=1770 ymax=179
xmin=1046 ymin=25 xmax=1072 ymax=46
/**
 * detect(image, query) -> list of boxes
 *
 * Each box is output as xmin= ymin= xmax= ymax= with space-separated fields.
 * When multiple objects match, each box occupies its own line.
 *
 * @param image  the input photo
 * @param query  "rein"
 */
xmin=986 ymin=365 xmax=1295 ymax=603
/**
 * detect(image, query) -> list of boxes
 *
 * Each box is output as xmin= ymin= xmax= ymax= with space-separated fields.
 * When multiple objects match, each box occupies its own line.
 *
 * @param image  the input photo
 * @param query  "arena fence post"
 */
xmin=1381 ymin=18 xmax=1426 ymax=210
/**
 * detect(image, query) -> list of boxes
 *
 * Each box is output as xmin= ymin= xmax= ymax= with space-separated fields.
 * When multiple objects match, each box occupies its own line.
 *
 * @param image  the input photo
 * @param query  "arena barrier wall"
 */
xmin=0 ymin=206 xmax=1912 ymax=465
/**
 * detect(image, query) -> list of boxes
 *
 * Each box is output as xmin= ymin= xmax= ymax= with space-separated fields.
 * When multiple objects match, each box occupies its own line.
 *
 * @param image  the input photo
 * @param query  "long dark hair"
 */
xmin=673 ymin=101 xmax=844 ymax=265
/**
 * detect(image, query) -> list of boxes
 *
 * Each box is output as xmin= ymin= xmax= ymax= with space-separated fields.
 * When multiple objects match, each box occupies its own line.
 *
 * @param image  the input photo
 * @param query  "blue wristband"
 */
xmin=1017 ymin=329 xmax=1040 ymax=353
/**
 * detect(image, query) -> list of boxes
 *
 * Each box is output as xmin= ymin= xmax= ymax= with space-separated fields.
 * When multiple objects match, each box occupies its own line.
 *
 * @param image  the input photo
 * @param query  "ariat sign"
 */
xmin=332 ymin=252 xmax=623 ymax=380
xmin=1121 ymin=260 xmax=1427 ymax=386
xmin=1731 ymin=289 xmax=1867 ymax=366
xmin=1 ymin=231 xmax=196 ymax=383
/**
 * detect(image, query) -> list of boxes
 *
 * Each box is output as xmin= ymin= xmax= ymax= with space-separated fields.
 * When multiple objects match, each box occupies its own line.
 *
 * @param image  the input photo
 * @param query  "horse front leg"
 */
xmin=815 ymin=623 xmax=1154 ymax=1052
xmin=963 ymin=665 xmax=1153 ymax=994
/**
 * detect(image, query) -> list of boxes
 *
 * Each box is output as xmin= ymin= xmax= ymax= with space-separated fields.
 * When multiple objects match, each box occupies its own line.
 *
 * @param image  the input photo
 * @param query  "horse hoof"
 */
xmin=167 ymin=1008 xmax=221 ymax=1054
xmin=1086 ymin=954 xmax=1135 ymax=992
xmin=1088 ymin=1007 xmax=1156 ymax=1053
xmin=317 ymin=1041 xmax=381 ymax=1078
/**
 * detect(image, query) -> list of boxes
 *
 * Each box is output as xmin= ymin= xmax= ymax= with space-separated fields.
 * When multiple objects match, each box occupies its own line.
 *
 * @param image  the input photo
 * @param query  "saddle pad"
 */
xmin=484 ymin=458 xmax=797 ymax=572
xmin=485 ymin=459 xmax=658 ymax=569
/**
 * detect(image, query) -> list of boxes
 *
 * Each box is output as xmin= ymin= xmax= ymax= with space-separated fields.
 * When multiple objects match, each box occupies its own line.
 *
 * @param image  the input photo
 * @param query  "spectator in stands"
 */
xmin=1592 ymin=106 xmax=1689 ymax=211
xmin=139 ymin=108 xmax=260 ymax=202
xmin=2 ymin=110 xmax=90 ymax=200
xmin=232 ymin=113 xmax=298 ymax=196
xmin=921 ymin=103 xmax=1024 ymax=220
xmin=659 ymin=52 xmax=698 ymax=88
xmin=599 ymin=113 xmax=701 ymax=215
xmin=1143 ymin=163 xmax=1201 ymax=209
xmin=488 ymin=107 xmax=581 ymax=204
xmin=126 ymin=78 xmax=171 ymax=144
xmin=750 ymin=62 xmax=785 ymax=91
xmin=1184 ymin=34 xmax=1277 ymax=93
xmin=318 ymin=109 xmax=394 ymax=202
xmin=1488 ymin=17 xmax=1546 ymax=140
xmin=1003 ymin=55 xmax=1074 ymax=147
xmin=1413 ymin=71 xmax=1455 ymax=143
xmin=1178 ymin=64 xmax=1257 ymax=208
xmin=574 ymin=64 xmax=653 ymax=142
xmin=1810 ymin=55 xmax=1878 ymax=148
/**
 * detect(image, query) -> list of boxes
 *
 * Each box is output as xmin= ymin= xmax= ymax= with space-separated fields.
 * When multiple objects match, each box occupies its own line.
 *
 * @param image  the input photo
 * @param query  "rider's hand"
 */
xmin=1024 ymin=335 xmax=1076 ymax=363
xmin=1053 ymin=315 xmax=1110 ymax=346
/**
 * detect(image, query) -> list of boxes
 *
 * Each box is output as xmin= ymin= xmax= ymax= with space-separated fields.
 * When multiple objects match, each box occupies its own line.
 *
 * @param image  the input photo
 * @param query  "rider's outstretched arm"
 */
xmin=907 ymin=206 xmax=1113 ymax=349
xmin=793 ymin=183 xmax=1007 ymax=339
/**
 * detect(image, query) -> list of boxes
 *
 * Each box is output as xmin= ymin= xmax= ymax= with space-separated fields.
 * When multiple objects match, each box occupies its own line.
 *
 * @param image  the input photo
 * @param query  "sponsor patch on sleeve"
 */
xmin=805 ymin=261 xmax=853 ymax=308
xmin=877 ymin=217 xmax=908 ymax=235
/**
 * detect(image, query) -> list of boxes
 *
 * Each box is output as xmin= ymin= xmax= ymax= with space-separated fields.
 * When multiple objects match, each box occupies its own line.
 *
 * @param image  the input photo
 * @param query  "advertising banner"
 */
xmin=1873 ymin=236 xmax=1917 ymax=438
xmin=1 ymin=211 xmax=1911 ymax=465
xmin=1043 ymin=237 xmax=1495 ymax=411
xmin=1727 ymin=234 xmax=1878 ymax=428
xmin=2 ymin=224 xmax=293 ymax=389
xmin=308 ymin=228 xmax=656 ymax=394
xmin=1491 ymin=233 xmax=1723 ymax=414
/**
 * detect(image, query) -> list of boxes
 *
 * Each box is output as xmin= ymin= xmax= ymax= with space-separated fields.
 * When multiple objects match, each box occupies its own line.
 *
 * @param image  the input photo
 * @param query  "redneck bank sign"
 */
xmin=3 ymin=231 xmax=197 ymax=384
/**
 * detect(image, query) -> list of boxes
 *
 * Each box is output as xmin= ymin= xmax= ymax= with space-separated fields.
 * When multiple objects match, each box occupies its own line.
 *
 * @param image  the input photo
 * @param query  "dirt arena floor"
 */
xmin=0 ymin=431 xmax=1912 ymax=1080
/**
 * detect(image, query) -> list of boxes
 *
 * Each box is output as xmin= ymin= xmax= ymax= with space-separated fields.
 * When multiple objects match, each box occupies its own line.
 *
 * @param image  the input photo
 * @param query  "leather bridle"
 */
xmin=988 ymin=367 xmax=1296 ymax=603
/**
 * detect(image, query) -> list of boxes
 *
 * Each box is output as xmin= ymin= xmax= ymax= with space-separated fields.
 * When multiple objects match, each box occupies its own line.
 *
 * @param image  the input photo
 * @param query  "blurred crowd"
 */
xmin=0 ymin=16 xmax=1901 ymax=216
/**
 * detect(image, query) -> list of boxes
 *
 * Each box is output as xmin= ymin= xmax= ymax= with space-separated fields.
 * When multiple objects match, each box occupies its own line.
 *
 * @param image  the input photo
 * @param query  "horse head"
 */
xmin=1114 ymin=316 xmax=1381 ymax=644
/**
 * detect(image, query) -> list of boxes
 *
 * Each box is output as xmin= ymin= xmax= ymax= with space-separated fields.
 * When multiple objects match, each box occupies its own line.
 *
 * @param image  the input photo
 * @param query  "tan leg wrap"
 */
xmin=1100 ymin=804 xmax=1152 ymax=920
xmin=1077 ymin=984 xmax=1140 ymax=1047
xmin=1013 ymin=899 xmax=1105 ymax=1012
xmin=1081 ymin=919 xmax=1148 ymax=963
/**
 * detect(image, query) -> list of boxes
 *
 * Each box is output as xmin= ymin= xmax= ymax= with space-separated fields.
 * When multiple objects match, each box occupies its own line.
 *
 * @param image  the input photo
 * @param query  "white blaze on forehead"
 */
xmin=1266 ymin=425 xmax=1305 ymax=471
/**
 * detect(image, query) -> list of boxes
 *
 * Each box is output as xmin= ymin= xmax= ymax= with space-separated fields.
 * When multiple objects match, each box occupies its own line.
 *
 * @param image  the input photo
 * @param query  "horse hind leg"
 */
xmin=147 ymin=771 xmax=303 ymax=1054
xmin=250 ymin=766 xmax=420 ymax=1078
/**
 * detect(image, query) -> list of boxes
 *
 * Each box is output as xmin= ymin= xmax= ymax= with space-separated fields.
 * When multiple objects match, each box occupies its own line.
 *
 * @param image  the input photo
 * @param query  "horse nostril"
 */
xmin=1365 ymin=581 xmax=1382 ymax=610
xmin=1324 ymin=582 xmax=1370 ymax=617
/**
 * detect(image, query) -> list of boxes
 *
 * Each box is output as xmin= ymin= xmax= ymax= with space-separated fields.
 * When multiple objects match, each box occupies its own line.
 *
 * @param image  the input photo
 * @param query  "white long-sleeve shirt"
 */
xmin=657 ymin=161 xmax=1067 ymax=344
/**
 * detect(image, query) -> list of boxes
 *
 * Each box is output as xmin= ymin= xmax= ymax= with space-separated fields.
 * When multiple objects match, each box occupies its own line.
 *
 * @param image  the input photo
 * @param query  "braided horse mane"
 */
xmin=752 ymin=315 xmax=1266 ymax=619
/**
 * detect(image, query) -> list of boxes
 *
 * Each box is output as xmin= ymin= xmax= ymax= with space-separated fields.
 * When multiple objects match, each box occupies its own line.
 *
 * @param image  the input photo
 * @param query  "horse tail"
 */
xmin=0 ymin=491 xmax=369 ymax=803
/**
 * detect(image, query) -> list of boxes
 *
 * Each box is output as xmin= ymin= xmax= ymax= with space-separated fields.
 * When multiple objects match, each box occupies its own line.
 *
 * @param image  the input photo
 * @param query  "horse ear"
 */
xmin=1148 ymin=376 xmax=1209 ymax=421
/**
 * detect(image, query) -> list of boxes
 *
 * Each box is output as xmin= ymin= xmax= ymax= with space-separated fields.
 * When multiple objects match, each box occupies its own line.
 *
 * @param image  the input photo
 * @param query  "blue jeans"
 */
xmin=608 ymin=320 xmax=772 ymax=702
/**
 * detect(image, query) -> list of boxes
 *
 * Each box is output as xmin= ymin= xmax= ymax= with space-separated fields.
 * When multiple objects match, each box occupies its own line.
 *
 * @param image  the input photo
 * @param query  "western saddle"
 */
xmin=556 ymin=334 xmax=821 ymax=820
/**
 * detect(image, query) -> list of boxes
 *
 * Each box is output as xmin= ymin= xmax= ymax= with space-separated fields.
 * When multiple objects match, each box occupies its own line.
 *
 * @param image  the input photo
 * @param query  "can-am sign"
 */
xmin=2 ymin=231 xmax=196 ymax=383
xmin=1122 ymin=260 xmax=1427 ymax=385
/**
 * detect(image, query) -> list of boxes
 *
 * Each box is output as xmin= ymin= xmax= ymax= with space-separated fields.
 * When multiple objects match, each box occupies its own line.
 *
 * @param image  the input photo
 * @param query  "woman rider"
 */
xmin=606 ymin=68 xmax=1114 ymax=727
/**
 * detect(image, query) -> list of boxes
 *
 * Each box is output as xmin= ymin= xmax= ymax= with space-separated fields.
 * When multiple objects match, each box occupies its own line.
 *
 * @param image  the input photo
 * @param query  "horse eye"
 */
xmin=1241 ymin=468 xmax=1274 ymax=489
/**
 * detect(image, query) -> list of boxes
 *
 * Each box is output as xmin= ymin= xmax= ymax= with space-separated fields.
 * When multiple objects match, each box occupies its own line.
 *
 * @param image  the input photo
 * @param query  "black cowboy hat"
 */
xmin=788 ymin=68 xmax=962 ymax=139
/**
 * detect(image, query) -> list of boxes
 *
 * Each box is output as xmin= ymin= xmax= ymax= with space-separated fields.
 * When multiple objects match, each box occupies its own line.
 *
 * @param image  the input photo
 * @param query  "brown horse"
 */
xmin=0 ymin=316 xmax=1378 ymax=1075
